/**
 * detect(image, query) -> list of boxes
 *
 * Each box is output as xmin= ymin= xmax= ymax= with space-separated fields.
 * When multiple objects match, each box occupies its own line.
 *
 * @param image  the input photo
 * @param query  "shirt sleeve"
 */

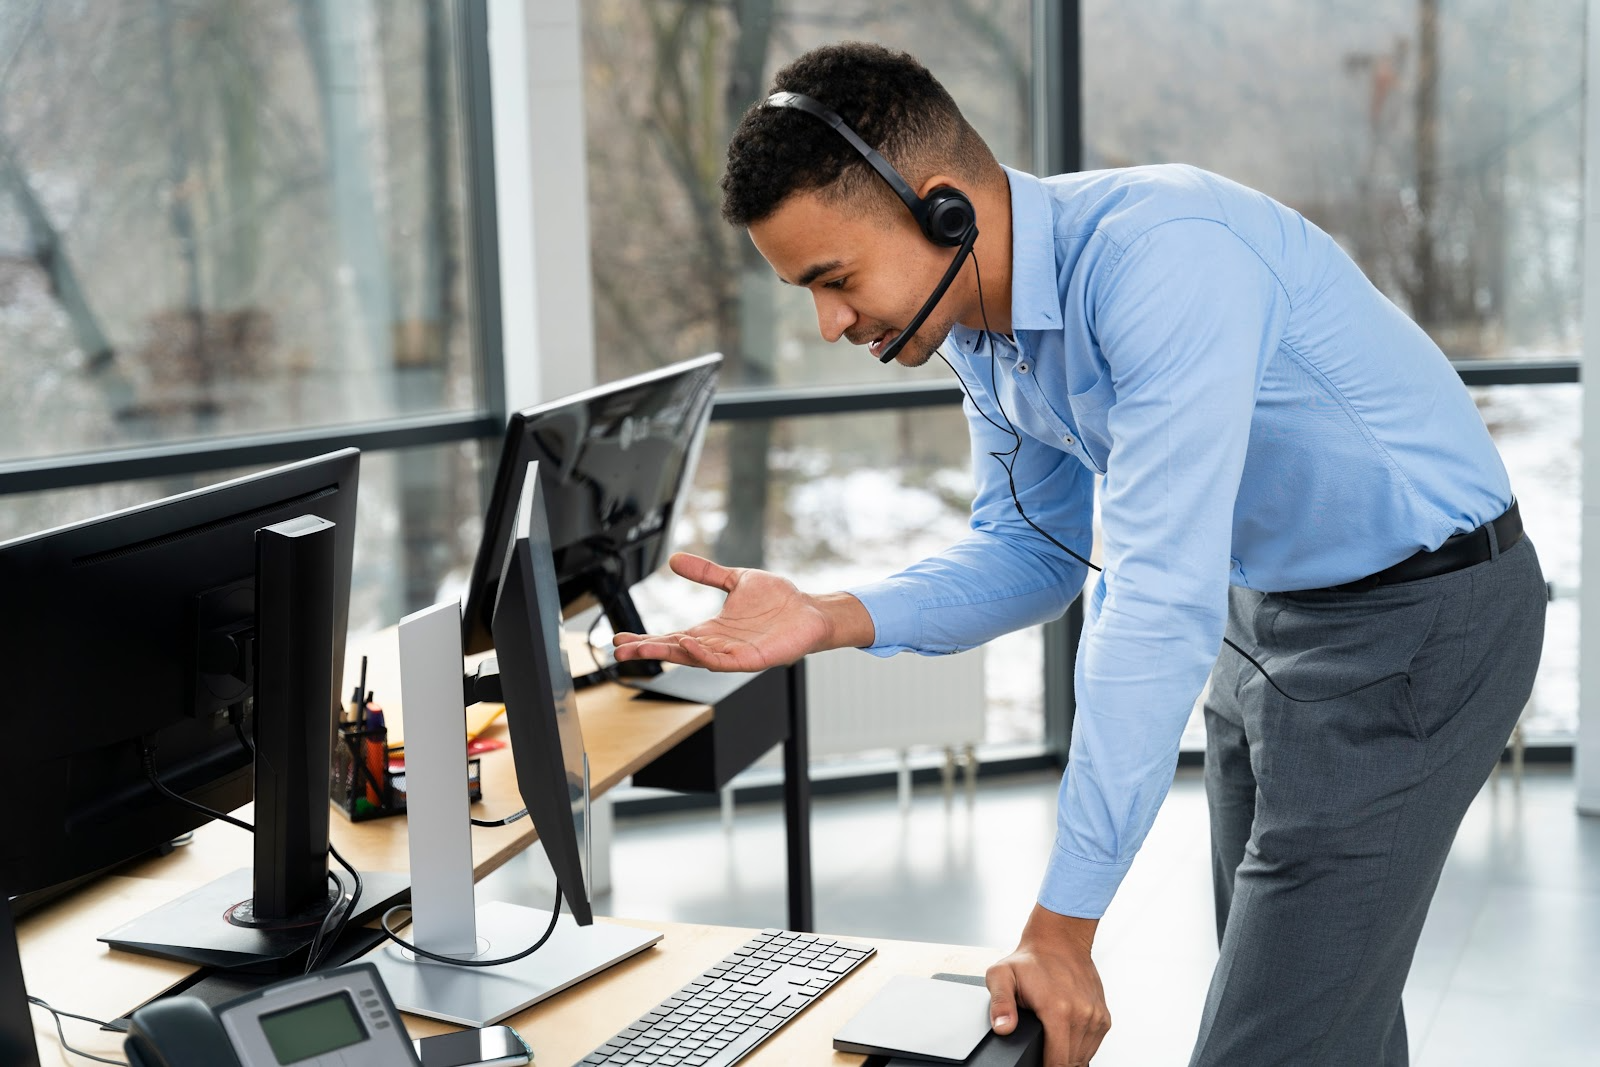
xmin=846 ymin=354 xmax=1094 ymax=656
xmin=1039 ymin=219 xmax=1291 ymax=918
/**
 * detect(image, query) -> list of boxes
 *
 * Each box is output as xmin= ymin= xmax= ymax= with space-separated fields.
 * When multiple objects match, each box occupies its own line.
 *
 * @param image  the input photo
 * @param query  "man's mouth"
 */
xmin=866 ymin=330 xmax=895 ymax=358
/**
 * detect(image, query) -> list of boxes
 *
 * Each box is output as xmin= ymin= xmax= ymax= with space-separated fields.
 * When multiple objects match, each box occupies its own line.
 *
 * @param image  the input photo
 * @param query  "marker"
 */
xmin=363 ymin=700 xmax=387 ymax=808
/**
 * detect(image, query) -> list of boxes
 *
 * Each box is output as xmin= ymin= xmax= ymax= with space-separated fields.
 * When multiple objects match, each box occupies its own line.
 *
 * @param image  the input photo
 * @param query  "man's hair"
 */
xmin=720 ymin=42 xmax=997 ymax=228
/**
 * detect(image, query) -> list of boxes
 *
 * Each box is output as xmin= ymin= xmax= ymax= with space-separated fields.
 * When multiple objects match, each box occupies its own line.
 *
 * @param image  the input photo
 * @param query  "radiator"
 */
xmin=803 ymin=646 xmax=987 ymax=757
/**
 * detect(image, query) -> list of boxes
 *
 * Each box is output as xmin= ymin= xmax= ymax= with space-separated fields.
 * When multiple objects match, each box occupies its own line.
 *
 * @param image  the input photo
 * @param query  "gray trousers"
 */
xmin=1189 ymin=534 xmax=1546 ymax=1066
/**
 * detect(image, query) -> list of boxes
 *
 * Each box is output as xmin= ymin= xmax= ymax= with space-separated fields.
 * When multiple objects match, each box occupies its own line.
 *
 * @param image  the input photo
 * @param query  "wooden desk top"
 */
xmin=441 ymin=919 xmax=1000 ymax=1066
xmin=335 ymin=625 xmax=716 ymax=878
xmin=19 ymin=879 xmax=1000 ymax=1067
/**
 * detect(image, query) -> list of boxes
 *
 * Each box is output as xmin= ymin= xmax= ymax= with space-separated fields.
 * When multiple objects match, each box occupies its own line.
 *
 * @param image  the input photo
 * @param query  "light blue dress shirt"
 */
xmin=846 ymin=164 xmax=1512 ymax=919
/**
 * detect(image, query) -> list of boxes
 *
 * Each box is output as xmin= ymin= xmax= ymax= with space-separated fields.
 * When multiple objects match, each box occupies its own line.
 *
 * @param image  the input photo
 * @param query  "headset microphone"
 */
xmin=764 ymin=90 xmax=978 ymax=364
xmin=873 ymin=225 xmax=977 ymax=363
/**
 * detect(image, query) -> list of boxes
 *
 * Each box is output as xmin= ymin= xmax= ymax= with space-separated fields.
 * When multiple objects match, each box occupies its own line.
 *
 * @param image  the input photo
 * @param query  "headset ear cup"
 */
xmin=921 ymin=187 xmax=975 ymax=246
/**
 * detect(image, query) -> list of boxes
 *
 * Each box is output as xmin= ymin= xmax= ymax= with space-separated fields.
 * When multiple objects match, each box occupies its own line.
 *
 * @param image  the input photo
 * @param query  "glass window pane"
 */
xmin=1083 ymin=0 xmax=1583 ymax=362
xmin=629 ymin=410 xmax=1046 ymax=750
xmin=0 ymin=1 xmax=479 ymax=463
xmin=1471 ymin=383 xmax=1577 ymax=740
xmin=581 ymin=1 xmax=1035 ymax=388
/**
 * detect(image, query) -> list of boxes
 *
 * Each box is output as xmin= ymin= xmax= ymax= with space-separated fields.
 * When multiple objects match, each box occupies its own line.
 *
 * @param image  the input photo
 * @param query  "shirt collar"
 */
xmin=1000 ymin=165 xmax=1062 ymax=333
xmin=951 ymin=166 xmax=1060 ymax=356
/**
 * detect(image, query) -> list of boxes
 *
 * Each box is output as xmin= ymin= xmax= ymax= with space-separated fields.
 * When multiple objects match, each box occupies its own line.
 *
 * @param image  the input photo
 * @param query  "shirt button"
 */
xmin=1062 ymin=434 xmax=1075 ymax=446
xmin=1017 ymin=362 xmax=1030 ymax=374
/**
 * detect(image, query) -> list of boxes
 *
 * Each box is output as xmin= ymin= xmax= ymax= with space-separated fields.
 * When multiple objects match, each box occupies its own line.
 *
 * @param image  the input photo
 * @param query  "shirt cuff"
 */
xmin=842 ymin=579 xmax=922 ymax=656
xmin=1036 ymin=839 xmax=1135 ymax=920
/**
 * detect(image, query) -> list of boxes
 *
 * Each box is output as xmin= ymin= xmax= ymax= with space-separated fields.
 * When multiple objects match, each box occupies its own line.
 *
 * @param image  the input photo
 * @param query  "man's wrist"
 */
xmin=1023 ymin=902 xmax=1099 ymax=952
xmin=810 ymin=592 xmax=875 ymax=651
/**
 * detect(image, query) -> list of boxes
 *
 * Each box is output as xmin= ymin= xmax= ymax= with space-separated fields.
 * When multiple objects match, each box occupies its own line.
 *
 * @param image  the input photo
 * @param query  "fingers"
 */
xmin=984 ymin=962 xmax=1019 ymax=1035
xmin=613 ymin=632 xmax=736 ymax=671
xmin=668 ymin=551 xmax=739 ymax=593
xmin=1037 ymin=999 xmax=1111 ymax=1066
xmin=612 ymin=632 xmax=701 ymax=667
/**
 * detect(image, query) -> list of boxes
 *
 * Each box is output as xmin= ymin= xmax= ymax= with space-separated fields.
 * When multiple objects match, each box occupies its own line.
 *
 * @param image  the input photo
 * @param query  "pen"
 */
xmin=355 ymin=657 xmax=369 ymax=726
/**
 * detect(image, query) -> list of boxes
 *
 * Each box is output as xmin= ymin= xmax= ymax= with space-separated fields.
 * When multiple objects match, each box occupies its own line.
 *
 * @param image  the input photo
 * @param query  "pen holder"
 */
xmin=330 ymin=722 xmax=485 ymax=822
xmin=331 ymin=721 xmax=399 ymax=821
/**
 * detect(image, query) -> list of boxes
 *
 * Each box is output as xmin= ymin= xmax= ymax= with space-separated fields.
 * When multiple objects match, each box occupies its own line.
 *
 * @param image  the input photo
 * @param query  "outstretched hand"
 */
xmin=612 ymin=552 xmax=871 ymax=672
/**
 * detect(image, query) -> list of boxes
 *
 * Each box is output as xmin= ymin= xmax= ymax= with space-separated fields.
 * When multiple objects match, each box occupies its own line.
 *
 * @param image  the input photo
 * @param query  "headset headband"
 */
xmin=764 ymin=91 xmax=925 ymax=219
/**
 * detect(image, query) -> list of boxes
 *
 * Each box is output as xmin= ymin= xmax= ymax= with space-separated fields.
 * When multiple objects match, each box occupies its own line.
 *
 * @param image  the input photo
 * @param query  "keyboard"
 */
xmin=577 ymin=928 xmax=876 ymax=1066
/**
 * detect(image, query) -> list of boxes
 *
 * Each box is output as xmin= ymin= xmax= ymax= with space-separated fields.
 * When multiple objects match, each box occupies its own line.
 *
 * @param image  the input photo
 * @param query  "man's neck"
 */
xmin=961 ymin=173 xmax=1013 ymax=335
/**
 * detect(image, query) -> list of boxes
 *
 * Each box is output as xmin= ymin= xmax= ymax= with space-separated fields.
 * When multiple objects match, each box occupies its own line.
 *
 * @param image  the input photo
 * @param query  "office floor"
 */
xmin=480 ymin=763 xmax=1600 ymax=1065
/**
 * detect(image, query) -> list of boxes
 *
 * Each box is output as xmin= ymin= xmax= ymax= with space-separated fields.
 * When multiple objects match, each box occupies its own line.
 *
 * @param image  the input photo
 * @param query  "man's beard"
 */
xmin=895 ymin=317 xmax=955 ymax=367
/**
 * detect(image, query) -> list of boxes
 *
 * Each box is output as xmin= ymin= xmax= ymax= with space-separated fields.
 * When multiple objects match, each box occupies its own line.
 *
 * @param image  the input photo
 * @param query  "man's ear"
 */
xmin=916 ymin=173 xmax=964 ymax=198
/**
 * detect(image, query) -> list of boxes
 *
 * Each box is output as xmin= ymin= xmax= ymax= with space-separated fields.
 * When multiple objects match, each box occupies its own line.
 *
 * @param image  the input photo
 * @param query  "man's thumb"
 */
xmin=669 ymin=551 xmax=736 ymax=592
xmin=986 ymin=966 xmax=1018 ymax=1034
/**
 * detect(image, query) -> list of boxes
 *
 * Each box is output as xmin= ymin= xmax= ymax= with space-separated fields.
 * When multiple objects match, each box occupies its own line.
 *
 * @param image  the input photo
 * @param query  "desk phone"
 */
xmin=124 ymin=962 xmax=420 ymax=1067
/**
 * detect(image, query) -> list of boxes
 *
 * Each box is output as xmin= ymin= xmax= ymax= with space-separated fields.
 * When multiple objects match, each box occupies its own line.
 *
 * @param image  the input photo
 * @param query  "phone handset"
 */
xmin=125 ymin=963 xmax=420 ymax=1067
xmin=125 ymin=996 xmax=242 ymax=1067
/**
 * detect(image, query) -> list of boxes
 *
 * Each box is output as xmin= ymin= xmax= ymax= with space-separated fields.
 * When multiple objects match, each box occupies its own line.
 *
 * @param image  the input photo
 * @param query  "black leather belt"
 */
xmin=1322 ymin=501 xmax=1523 ymax=592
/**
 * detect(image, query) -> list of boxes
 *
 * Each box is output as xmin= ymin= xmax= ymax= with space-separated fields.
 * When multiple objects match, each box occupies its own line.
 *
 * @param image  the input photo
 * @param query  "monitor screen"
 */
xmin=462 ymin=353 xmax=721 ymax=657
xmin=490 ymin=464 xmax=592 ymax=926
xmin=0 ymin=449 xmax=359 ymax=898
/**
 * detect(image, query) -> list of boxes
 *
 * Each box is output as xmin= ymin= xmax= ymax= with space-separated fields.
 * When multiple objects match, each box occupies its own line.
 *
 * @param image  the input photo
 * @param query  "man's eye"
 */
xmin=822 ymin=277 xmax=847 ymax=290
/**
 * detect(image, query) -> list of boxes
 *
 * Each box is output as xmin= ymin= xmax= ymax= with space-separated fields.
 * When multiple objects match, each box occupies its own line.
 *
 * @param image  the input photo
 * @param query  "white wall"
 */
xmin=488 ymin=0 xmax=597 ymax=412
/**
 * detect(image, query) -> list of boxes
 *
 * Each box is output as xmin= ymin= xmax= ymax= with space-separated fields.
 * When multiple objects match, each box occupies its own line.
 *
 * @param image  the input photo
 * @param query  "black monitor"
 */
xmin=462 ymin=353 xmax=722 ymax=674
xmin=0 ymin=449 xmax=403 ymax=974
xmin=491 ymin=465 xmax=593 ymax=926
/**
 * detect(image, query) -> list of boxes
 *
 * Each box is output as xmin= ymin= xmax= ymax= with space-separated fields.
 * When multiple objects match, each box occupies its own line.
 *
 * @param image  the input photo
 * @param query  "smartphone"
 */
xmin=412 ymin=1024 xmax=531 ymax=1067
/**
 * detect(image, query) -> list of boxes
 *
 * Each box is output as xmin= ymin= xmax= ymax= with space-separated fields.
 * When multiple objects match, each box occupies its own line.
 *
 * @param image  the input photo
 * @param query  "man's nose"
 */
xmin=814 ymin=292 xmax=856 ymax=344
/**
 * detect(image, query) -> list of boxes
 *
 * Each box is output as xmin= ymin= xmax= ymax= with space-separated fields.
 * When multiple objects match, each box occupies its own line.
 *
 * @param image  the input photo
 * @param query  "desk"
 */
xmin=12 ymin=651 xmax=822 ymax=1060
xmin=18 ymin=870 xmax=998 ymax=1065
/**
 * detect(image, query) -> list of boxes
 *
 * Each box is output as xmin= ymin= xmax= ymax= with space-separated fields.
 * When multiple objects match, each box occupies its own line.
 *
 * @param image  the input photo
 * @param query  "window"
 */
xmin=1 ymin=0 xmax=495 ymax=630
xmin=1084 ymin=0 xmax=1583 ymax=362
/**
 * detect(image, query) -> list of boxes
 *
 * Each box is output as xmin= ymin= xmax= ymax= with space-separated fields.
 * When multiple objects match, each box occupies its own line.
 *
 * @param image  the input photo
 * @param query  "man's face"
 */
xmin=747 ymin=189 xmax=963 ymax=368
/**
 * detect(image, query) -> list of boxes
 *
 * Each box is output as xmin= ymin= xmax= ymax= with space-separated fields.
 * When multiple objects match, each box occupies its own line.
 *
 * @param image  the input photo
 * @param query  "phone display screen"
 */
xmin=257 ymin=992 xmax=368 ymax=1065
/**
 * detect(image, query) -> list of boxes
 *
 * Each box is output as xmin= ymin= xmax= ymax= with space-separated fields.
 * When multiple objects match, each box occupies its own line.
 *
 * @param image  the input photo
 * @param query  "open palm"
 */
xmin=611 ymin=552 xmax=833 ymax=672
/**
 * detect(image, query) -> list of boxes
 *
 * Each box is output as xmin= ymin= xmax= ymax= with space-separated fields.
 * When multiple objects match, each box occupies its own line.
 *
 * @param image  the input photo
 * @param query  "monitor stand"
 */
xmin=365 ymin=602 xmax=660 ymax=1026
xmin=571 ymin=578 xmax=661 ymax=690
xmin=100 ymin=516 xmax=409 ymax=971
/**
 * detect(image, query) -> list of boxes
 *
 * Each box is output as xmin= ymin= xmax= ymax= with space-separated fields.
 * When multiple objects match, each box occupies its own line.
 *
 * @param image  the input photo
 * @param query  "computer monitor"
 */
xmin=0 ymin=449 xmax=406 ymax=971
xmin=367 ymin=464 xmax=659 ymax=1027
xmin=493 ymin=464 xmax=594 ymax=925
xmin=461 ymin=353 xmax=722 ymax=672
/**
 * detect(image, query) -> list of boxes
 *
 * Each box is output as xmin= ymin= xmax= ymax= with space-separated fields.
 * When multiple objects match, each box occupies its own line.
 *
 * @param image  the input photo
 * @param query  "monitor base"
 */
xmin=365 ymin=899 xmax=661 ymax=1026
xmin=99 ymin=867 xmax=410 ymax=972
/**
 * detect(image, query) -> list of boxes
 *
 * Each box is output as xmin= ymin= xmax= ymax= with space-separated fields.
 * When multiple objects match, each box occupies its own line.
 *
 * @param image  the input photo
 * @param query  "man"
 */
xmin=613 ymin=41 xmax=1546 ymax=1066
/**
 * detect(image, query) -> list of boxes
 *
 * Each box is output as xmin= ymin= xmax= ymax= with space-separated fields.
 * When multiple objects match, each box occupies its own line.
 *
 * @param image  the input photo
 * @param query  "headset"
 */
xmin=765 ymin=91 xmax=978 ymax=364
xmin=764 ymin=90 xmax=1399 ymax=706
